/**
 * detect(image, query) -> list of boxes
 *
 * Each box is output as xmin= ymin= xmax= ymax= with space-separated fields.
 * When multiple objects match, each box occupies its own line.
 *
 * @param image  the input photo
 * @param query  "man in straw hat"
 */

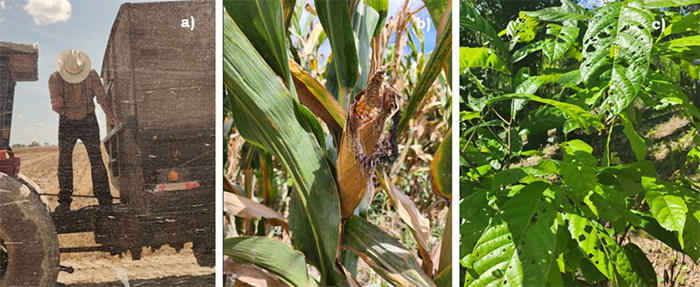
xmin=49 ymin=49 xmax=119 ymax=213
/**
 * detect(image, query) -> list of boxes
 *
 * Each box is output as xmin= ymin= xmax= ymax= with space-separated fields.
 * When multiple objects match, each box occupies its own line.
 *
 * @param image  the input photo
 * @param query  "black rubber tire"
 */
xmin=0 ymin=173 xmax=60 ymax=286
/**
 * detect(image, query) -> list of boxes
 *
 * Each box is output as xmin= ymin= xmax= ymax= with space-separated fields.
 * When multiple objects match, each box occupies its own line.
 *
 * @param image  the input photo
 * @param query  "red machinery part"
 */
xmin=0 ymin=149 xmax=20 ymax=177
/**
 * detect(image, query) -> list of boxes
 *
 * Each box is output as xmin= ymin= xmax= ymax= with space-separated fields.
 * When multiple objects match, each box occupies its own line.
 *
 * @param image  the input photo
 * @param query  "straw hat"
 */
xmin=56 ymin=49 xmax=91 ymax=83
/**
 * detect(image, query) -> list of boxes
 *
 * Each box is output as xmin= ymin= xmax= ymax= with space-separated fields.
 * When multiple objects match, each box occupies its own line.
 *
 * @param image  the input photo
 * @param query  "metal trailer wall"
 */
xmin=100 ymin=1 xmax=215 ymax=210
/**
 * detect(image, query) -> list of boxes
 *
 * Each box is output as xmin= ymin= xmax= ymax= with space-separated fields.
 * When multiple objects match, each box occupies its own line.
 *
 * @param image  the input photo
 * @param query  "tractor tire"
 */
xmin=0 ymin=173 xmax=60 ymax=286
xmin=17 ymin=173 xmax=52 ymax=208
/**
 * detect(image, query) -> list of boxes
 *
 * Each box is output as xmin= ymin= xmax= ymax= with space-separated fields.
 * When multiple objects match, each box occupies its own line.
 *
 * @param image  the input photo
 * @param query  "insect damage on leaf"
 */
xmin=337 ymin=67 xmax=402 ymax=218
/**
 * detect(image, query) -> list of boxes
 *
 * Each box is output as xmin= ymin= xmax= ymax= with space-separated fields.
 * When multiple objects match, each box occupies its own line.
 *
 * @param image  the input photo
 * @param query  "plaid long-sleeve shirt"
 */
xmin=49 ymin=70 xmax=114 ymax=120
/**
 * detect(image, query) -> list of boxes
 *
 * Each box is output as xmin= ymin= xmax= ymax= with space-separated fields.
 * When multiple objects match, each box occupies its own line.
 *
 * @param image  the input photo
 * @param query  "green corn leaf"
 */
xmin=433 ymin=264 xmax=452 ymax=287
xmin=282 ymin=0 xmax=295 ymax=31
xmin=363 ymin=0 xmax=388 ymax=36
xmin=225 ymin=0 xmax=295 ymax=93
xmin=224 ymin=236 xmax=318 ymax=287
xmin=223 ymin=13 xmax=345 ymax=285
xmin=343 ymin=216 xmax=436 ymax=287
xmin=461 ymin=3 xmax=509 ymax=54
xmin=438 ymin=205 xmax=453 ymax=276
xmin=398 ymin=9 xmax=451 ymax=135
xmin=424 ymin=0 xmax=447 ymax=31
xmin=351 ymin=0 xmax=379 ymax=96
xmin=289 ymin=59 xmax=346 ymax=133
xmin=316 ymin=0 xmax=358 ymax=91
xmin=468 ymin=182 xmax=558 ymax=287
xmin=431 ymin=128 xmax=452 ymax=198
xmin=459 ymin=47 xmax=509 ymax=75
xmin=620 ymin=112 xmax=648 ymax=162
xmin=581 ymin=1 xmax=654 ymax=116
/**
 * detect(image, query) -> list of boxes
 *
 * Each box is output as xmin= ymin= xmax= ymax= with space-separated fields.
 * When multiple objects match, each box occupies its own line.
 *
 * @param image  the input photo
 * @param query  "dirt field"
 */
xmin=13 ymin=145 xmax=215 ymax=286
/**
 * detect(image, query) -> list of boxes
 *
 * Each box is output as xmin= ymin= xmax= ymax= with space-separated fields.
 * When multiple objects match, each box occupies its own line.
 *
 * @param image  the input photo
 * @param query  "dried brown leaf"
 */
xmin=224 ymin=192 xmax=289 ymax=231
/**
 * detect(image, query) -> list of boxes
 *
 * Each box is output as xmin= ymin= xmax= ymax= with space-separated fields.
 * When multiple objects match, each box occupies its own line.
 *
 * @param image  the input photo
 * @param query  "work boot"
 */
xmin=97 ymin=196 xmax=113 ymax=208
xmin=55 ymin=204 xmax=70 ymax=213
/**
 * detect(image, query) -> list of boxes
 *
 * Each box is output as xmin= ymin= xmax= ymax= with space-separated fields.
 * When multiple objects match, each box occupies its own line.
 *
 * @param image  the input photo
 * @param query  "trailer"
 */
xmin=0 ymin=1 xmax=215 ymax=285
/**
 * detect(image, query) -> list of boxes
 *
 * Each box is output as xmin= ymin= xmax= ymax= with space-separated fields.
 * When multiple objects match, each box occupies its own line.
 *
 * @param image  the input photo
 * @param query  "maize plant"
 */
xmin=223 ymin=0 xmax=452 ymax=286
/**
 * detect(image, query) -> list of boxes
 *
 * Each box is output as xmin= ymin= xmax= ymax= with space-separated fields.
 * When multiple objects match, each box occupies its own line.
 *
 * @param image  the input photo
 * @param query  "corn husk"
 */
xmin=336 ymin=69 xmax=399 ymax=218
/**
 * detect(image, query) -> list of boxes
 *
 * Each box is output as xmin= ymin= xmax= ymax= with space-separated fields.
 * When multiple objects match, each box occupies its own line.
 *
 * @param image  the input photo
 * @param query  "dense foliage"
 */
xmin=460 ymin=0 xmax=700 ymax=286
xmin=223 ymin=0 xmax=452 ymax=285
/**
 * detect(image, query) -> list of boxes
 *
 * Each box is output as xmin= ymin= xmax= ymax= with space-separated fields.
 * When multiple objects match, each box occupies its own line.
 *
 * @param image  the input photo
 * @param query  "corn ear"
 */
xmin=336 ymin=68 xmax=399 ymax=218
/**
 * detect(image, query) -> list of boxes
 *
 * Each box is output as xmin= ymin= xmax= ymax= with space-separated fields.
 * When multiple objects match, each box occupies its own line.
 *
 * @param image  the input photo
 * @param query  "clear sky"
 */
xmin=298 ymin=0 xmax=439 ymax=70
xmin=0 ymin=0 xmax=167 ymax=146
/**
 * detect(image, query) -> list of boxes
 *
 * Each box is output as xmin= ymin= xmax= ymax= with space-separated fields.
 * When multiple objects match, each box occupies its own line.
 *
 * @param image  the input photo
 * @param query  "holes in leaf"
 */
xmin=503 ymin=280 xmax=508 ymax=285
xmin=584 ymin=225 xmax=593 ymax=233
xmin=588 ymin=253 xmax=594 ymax=258
xmin=521 ymin=240 xmax=527 ymax=246
xmin=502 ymin=248 xmax=507 ymax=253
xmin=530 ymin=260 xmax=537 ymax=265
xmin=492 ymin=269 xmax=504 ymax=278
xmin=578 ymin=234 xmax=586 ymax=242
xmin=530 ymin=216 xmax=538 ymax=224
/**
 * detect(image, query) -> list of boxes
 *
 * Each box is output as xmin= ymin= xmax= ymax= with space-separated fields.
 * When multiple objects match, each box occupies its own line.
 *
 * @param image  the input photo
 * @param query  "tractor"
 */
xmin=0 ymin=1 xmax=215 ymax=285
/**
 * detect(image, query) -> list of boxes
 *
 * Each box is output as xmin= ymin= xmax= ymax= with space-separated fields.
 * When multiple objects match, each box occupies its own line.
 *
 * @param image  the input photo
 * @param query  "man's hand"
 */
xmin=107 ymin=116 xmax=120 ymax=131
xmin=51 ymin=97 xmax=63 ymax=113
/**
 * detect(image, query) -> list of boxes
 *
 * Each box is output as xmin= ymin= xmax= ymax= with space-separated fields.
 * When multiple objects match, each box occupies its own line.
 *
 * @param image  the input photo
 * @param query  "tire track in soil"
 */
xmin=13 ymin=146 xmax=215 ymax=285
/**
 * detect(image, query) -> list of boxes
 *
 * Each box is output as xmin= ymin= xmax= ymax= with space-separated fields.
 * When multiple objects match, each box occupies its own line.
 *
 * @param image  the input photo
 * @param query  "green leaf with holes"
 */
xmin=542 ymin=24 xmax=580 ymax=61
xmin=460 ymin=189 xmax=495 ymax=260
xmin=467 ymin=182 xmax=558 ymax=286
xmin=460 ymin=47 xmax=509 ymax=75
xmin=522 ymin=0 xmax=590 ymax=23
xmin=580 ymin=1 xmax=654 ymax=115
xmin=461 ymin=4 xmax=508 ymax=54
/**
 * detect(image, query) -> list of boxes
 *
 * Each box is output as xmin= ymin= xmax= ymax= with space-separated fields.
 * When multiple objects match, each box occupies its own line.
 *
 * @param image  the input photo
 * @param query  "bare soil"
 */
xmin=13 ymin=146 xmax=214 ymax=286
